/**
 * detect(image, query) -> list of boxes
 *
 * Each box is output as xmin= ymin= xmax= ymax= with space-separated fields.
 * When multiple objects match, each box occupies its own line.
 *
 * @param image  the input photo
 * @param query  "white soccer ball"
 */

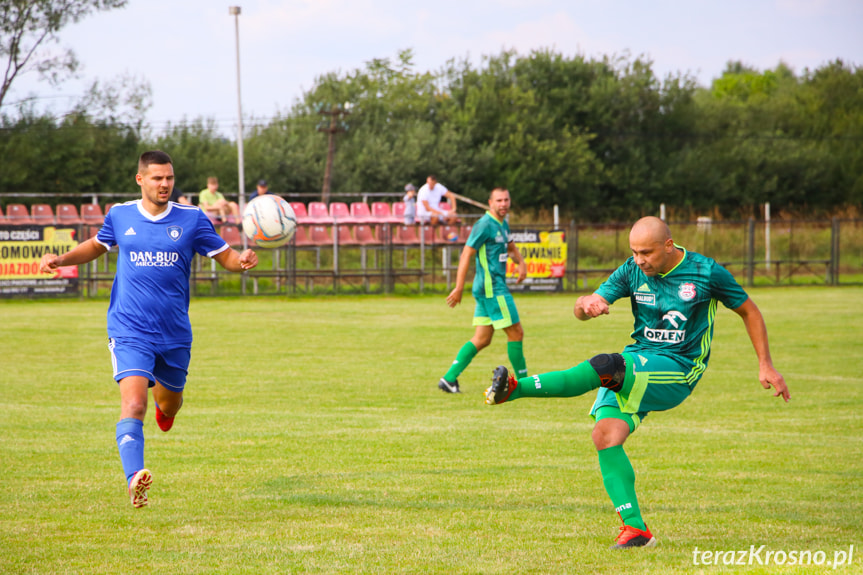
xmin=242 ymin=194 xmax=297 ymax=248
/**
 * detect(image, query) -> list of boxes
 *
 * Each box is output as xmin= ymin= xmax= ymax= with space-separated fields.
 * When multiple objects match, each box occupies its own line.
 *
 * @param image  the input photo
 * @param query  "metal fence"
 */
xmin=72 ymin=217 xmax=862 ymax=298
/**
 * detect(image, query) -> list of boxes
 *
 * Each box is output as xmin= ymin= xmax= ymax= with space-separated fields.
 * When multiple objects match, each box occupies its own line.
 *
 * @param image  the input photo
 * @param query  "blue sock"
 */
xmin=116 ymin=418 xmax=145 ymax=484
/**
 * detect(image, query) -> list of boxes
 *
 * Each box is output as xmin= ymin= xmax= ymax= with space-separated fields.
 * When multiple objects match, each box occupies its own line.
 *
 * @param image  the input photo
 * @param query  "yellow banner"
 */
xmin=0 ymin=226 xmax=81 ymax=296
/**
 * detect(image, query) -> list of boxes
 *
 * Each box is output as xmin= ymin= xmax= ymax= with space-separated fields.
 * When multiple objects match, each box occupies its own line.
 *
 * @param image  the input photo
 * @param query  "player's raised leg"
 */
xmin=485 ymin=356 xmax=618 ymax=405
xmin=150 ymin=346 xmax=191 ymax=431
xmin=152 ymin=383 xmax=183 ymax=432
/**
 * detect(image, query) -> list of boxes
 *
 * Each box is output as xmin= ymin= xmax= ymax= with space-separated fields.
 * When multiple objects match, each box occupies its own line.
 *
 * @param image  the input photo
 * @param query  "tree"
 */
xmin=0 ymin=0 xmax=128 ymax=109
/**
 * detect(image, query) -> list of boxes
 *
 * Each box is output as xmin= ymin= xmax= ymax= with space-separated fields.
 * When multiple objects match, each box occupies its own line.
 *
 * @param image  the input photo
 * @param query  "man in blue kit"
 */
xmin=40 ymin=151 xmax=258 ymax=508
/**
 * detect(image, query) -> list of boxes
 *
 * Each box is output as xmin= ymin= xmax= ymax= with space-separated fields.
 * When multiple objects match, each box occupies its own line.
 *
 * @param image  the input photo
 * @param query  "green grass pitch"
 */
xmin=1 ymin=287 xmax=860 ymax=574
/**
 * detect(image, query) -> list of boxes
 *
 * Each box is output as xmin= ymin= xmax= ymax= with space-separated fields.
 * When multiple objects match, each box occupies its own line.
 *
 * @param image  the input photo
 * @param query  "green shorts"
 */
xmin=590 ymin=351 xmax=694 ymax=431
xmin=472 ymin=293 xmax=520 ymax=330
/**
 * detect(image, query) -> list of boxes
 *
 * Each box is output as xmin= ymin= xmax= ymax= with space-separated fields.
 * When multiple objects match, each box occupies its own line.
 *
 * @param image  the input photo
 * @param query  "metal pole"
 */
xmin=229 ymin=6 xmax=247 ymax=252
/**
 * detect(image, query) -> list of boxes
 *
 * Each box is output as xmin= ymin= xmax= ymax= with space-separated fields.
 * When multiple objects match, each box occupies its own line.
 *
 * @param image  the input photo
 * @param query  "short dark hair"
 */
xmin=139 ymin=150 xmax=173 ymax=171
xmin=427 ymin=174 xmax=437 ymax=182
xmin=489 ymin=187 xmax=509 ymax=200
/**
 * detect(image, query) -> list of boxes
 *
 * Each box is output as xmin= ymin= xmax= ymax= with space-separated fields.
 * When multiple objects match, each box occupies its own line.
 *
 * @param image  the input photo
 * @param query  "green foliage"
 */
xmin=1 ymin=47 xmax=861 ymax=220
xmin=0 ymin=110 xmax=137 ymax=203
xmin=150 ymin=119 xmax=237 ymax=198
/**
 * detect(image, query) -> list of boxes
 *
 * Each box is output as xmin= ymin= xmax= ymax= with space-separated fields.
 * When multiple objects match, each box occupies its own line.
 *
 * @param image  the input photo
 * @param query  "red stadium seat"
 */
xmin=307 ymin=224 xmax=333 ymax=245
xmin=56 ymin=203 xmax=83 ymax=225
xmin=420 ymin=224 xmax=436 ymax=245
xmin=334 ymin=224 xmax=356 ymax=245
xmin=0 ymin=204 xmax=5 ymax=223
xmin=219 ymin=224 xmax=245 ymax=248
xmin=458 ymin=225 xmax=473 ymax=243
xmin=30 ymin=204 xmax=55 ymax=225
xmin=5 ymin=204 xmax=33 ymax=224
xmin=438 ymin=225 xmax=462 ymax=244
xmin=371 ymin=202 xmax=399 ymax=224
xmin=350 ymin=202 xmax=375 ymax=224
xmin=391 ymin=202 xmax=406 ymax=222
xmin=292 ymin=226 xmax=315 ymax=247
xmin=352 ymin=224 xmax=380 ymax=245
xmin=392 ymin=224 xmax=421 ymax=245
xmin=290 ymin=202 xmax=311 ymax=224
xmin=329 ymin=202 xmax=355 ymax=224
xmin=80 ymin=203 xmax=105 ymax=225
xmin=307 ymin=202 xmax=333 ymax=224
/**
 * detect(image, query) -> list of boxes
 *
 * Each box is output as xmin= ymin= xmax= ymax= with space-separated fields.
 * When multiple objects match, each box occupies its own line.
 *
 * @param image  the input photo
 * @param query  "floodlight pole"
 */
xmin=229 ymin=6 xmax=248 ymax=252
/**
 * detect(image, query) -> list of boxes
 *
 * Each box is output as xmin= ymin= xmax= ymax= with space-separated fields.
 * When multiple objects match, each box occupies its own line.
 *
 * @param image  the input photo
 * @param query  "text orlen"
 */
xmin=130 ymin=251 xmax=179 ymax=267
xmin=692 ymin=545 xmax=854 ymax=569
xmin=643 ymin=327 xmax=685 ymax=343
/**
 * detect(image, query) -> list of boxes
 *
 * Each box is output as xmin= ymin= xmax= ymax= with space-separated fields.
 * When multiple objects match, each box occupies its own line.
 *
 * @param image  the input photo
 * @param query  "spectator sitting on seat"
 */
xmin=403 ymin=183 xmax=417 ymax=225
xmin=198 ymin=177 xmax=239 ymax=223
xmin=416 ymin=175 xmax=457 ymax=225
xmin=248 ymin=179 xmax=273 ymax=204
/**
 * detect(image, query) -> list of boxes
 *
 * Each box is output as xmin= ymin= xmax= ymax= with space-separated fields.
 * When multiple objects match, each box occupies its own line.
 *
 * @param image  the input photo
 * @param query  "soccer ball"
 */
xmin=242 ymin=195 xmax=297 ymax=248
xmin=445 ymin=231 xmax=459 ymax=242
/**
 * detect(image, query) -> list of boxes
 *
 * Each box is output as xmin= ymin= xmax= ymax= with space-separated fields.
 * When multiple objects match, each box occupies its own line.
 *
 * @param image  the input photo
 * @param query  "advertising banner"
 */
xmin=507 ymin=229 xmax=567 ymax=292
xmin=0 ymin=225 xmax=80 ymax=297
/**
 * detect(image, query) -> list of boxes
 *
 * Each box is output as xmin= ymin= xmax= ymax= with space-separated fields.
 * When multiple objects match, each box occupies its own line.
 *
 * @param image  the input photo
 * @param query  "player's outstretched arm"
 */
xmin=446 ymin=245 xmax=476 ymax=308
xmin=213 ymin=248 xmax=258 ymax=272
xmin=732 ymin=297 xmax=790 ymax=402
xmin=40 ymin=238 xmax=108 ymax=273
xmin=574 ymin=293 xmax=610 ymax=321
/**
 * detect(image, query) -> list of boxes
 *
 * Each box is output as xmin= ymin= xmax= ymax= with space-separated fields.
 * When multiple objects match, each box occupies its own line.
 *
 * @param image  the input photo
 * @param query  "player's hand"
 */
xmin=760 ymin=365 xmax=790 ymax=402
xmin=446 ymin=288 xmax=462 ymax=308
xmin=238 ymin=249 xmax=258 ymax=270
xmin=40 ymin=253 xmax=60 ymax=274
xmin=516 ymin=261 xmax=527 ymax=284
xmin=576 ymin=294 xmax=609 ymax=318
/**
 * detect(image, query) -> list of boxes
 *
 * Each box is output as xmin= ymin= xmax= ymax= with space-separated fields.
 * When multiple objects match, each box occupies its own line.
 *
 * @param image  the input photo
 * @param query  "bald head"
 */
xmin=630 ymin=216 xmax=671 ymax=245
xmin=628 ymin=217 xmax=680 ymax=276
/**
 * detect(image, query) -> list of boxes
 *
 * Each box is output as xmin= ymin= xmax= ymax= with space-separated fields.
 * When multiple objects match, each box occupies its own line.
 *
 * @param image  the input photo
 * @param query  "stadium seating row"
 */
xmin=0 ymin=203 xmax=115 ymax=225
xmin=218 ymin=223 xmax=471 ymax=248
xmin=0 ymin=201 xmax=470 ymax=248
xmin=0 ymin=200 xmax=453 ymax=226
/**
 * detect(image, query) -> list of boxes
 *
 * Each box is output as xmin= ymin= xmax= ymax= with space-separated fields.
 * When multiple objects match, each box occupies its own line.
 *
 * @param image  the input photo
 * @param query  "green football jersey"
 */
xmin=467 ymin=211 xmax=511 ymax=298
xmin=595 ymin=246 xmax=749 ymax=384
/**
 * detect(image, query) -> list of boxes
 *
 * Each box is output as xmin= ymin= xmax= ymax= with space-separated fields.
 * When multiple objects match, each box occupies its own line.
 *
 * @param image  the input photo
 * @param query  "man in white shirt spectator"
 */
xmin=416 ymin=175 xmax=458 ymax=225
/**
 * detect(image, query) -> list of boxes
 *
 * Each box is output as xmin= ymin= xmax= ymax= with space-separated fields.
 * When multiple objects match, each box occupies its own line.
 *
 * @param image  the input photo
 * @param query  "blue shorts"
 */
xmin=472 ymin=292 xmax=520 ymax=330
xmin=108 ymin=337 xmax=191 ymax=392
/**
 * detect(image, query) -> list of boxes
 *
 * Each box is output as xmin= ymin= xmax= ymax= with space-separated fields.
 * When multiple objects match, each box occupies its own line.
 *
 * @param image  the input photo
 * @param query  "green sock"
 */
xmin=443 ymin=341 xmax=478 ymax=382
xmin=597 ymin=445 xmax=646 ymax=531
xmin=510 ymin=360 xmax=600 ymax=401
xmin=507 ymin=341 xmax=528 ymax=379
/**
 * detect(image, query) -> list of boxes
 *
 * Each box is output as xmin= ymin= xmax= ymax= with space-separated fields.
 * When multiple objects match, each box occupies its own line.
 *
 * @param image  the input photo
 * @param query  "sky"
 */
xmin=6 ymin=0 xmax=862 ymax=136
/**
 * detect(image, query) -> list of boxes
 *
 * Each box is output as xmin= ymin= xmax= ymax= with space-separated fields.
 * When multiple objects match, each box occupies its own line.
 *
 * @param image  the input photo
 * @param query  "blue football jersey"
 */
xmin=96 ymin=201 xmax=229 ymax=344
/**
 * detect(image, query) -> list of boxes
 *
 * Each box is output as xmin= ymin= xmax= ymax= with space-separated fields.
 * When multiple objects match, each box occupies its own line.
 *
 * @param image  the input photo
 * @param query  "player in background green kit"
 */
xmin=485 ymin=216 xmax=790 ymax=548
xmin=439 ymin=188 xmax=528 ymax=394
